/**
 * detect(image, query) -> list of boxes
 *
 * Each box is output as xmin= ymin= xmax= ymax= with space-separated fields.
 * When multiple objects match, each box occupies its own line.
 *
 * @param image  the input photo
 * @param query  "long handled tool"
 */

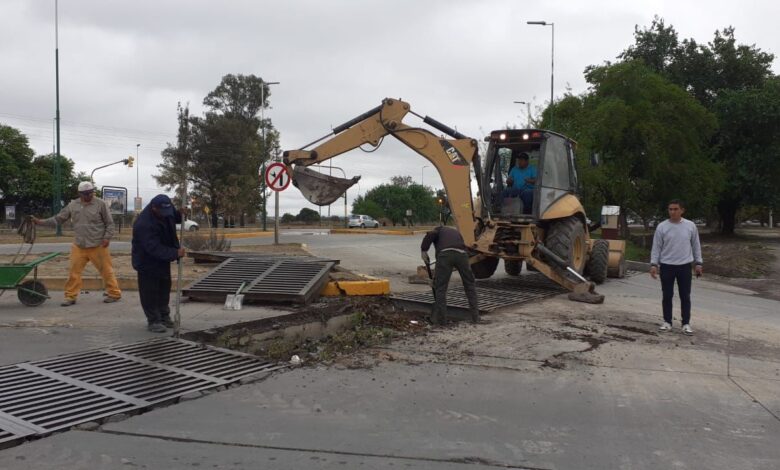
xmin=173 ymin=198 xmax=186 ymax=338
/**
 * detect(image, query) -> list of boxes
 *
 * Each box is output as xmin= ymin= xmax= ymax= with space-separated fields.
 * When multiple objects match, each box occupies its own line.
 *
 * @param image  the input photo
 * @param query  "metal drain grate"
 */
xmin=189 ymin=251 xmax=339 ymax=265
xmin=184 ymin=258 xmax=335 ymax=304
xmin=0 ymin=338 xmax=281 ymax=448
xmin=391 ymin=274 xmax=567 ymax=314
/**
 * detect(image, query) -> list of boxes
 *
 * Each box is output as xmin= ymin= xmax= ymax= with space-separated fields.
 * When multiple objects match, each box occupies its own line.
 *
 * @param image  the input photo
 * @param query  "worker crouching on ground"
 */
xmin=32 ymin=181 xmax=122 ymax=306
xmin=132 ymin=195 xmax=185 ymax=333
xmin=421 ymin=225 xmax=480 ymax=325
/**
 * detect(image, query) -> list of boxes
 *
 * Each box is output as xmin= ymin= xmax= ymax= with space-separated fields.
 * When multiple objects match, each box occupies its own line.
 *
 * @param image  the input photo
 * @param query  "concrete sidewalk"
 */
xmin=0 ymin=290 xmax=289 ymax=365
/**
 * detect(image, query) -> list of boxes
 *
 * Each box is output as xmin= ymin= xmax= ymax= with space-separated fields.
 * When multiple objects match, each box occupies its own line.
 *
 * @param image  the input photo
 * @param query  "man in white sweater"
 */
xmin=650 ymin=199 xmax=703 ymax=335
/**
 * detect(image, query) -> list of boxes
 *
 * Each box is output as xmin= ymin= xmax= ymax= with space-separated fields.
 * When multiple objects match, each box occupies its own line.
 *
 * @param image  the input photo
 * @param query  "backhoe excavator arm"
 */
xmin=283 ymin=98 xmax=481 ymax=246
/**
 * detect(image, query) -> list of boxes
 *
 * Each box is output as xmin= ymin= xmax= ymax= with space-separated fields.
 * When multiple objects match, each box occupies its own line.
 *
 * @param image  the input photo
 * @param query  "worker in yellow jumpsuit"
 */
xmin=33 ymin=181 xmax=122 ymax=306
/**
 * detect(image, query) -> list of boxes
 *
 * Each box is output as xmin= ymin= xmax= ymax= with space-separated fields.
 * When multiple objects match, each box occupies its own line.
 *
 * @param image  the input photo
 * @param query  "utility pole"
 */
xmin=53 ymin=0 xmax=62 ymax=235
xmin=260 ymin=80 xmax=280 ymax=231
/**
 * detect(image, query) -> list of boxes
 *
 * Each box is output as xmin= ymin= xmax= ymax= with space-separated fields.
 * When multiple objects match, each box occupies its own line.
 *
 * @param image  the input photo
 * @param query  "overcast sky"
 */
xmin=2 ymin=0 xmax=778 ymax=217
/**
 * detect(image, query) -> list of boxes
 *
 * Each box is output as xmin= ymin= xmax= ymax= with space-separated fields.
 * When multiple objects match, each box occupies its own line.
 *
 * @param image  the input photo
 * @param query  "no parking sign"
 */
xmin=264 ymin=163 xmax=291 ymax=192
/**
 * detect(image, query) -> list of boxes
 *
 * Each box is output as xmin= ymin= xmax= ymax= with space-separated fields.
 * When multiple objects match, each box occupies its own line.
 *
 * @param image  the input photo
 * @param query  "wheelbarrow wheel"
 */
xmin=18 ymin=280 xmax=48 ymax=307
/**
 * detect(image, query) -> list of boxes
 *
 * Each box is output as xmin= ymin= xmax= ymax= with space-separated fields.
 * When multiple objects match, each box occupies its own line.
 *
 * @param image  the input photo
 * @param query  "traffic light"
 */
xmin=125 ymin=156 xmax=134 ymax=167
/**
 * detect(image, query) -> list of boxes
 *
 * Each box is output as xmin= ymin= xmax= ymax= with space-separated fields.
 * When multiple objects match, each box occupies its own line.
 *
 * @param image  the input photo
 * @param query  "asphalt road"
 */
xmin=1 ymin=231 xmax=779 ymax=469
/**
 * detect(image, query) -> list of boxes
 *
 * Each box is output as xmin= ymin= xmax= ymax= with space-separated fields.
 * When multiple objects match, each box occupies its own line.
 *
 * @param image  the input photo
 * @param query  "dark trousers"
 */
xmin=660 ymin=263 xmax=692 ymax=325
xmin=501 ymin=188 xmax=534 ymax=214
xmin=138 ymin=271 xmax=172 ymax=325
xmin=433 ymin=250 xmax=479 ymax=324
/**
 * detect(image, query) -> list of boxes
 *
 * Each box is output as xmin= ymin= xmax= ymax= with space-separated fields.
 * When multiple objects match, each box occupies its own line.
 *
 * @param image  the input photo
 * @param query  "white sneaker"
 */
xmin=658 ymin=322 xmax=672 ymax=332
xmin=682 ymin=324 xmax=693 ymax=336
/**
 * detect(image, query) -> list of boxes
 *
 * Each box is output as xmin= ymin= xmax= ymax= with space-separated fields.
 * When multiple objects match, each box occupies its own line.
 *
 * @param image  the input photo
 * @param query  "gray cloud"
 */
xmin=2 ymin=0 xmax=778 ymax=217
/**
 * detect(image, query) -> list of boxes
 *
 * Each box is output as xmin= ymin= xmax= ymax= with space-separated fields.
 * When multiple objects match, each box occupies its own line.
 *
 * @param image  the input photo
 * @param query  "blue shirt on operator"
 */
xmin=509 ymin=165 xmax=537 ymax=190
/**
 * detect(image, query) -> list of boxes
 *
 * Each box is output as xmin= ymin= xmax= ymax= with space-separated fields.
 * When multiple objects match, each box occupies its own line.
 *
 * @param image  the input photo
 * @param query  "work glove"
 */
xmin=421 ymin=251 xmax=430 ymax=265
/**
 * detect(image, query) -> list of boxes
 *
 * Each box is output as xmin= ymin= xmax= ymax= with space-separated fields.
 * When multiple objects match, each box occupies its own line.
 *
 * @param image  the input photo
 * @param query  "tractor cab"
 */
xmin=482 ymin=129 xmax=579 ymax=221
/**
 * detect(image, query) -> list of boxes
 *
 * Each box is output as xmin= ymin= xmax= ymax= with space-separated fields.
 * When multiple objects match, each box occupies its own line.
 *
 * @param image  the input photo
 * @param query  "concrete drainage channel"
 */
xmin=0 ymin=338 xmax=284 ymax=450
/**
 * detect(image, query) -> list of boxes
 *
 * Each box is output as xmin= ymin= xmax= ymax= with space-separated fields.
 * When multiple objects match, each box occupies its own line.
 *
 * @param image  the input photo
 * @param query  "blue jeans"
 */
xmin=660 ymin=263 xmax=692 ymax=325
xmin=502 ymin=188 xmax=534 ymax=214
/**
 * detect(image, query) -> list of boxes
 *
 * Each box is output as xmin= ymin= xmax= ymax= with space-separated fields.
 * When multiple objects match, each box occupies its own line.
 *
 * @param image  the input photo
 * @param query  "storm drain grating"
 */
xmin=391 ymin=274 xmax=568 ymax=314
xmin=184 ymin=257 xmax=336 ymax=304
xmin=0 ymin=338 xmax=282 ymax=448
xmin=189 ymin=251 xmax=339 ymax=265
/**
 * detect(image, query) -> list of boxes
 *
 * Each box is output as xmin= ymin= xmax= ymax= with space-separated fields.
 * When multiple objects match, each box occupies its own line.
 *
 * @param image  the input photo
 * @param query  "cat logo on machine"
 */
xmin=439 ymin=140 xmax=467 ymax=166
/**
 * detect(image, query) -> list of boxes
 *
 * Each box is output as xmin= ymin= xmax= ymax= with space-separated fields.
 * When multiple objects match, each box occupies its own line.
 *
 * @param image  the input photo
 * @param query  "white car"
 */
xmin=348 ymin=215 xmax=379 ymax=228
xmin=176 ymin=220 xmax=199 ymax=232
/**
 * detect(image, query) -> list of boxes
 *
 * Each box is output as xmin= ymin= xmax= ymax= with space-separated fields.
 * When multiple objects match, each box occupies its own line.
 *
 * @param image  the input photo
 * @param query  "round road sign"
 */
xmin=265 ymin=162 xmax=291 ymax=192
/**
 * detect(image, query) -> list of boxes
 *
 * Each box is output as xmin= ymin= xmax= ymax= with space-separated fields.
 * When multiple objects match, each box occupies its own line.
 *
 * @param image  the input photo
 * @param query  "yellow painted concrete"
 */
xmin=221 ymin=231 xmax=274 ymax=239
xmin=320 ymin=279 xmax=391 ymax=296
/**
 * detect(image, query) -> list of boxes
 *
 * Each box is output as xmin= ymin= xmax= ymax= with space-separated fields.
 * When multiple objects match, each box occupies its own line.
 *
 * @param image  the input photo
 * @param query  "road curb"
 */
xmin=330 ymin=228 xmax=416 ymax=236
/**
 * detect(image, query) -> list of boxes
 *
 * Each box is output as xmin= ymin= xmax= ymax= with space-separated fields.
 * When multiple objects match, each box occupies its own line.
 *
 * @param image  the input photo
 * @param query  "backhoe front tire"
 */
xmin=504 ymin=260 xmax=521 ymax=276
xmin=545 ymin=216 xmax=587 ymax=274
xmin=585 ymin=239 xmax=609 ymax=284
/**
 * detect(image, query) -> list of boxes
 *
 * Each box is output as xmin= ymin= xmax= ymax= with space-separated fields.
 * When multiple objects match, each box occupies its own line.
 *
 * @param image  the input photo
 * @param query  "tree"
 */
xmin=17 ymin=153 xmax=80 ymax=216
xmin=618 ymin=18 xmax=777 ymax=232
xmin=545 ymin=62 xmax=721 ymax=226
xmin=155 ymin=74 xmax=280 ymax=228
xmin=0 ymin=124 xmax=35 ymax=219
xmin=406 ymin=183 xmax=438 ymax=223
xmin=281 ymin=212 xmax=296 ymax=224
xmin=351 ymin=196 xmax=384 ymax=220
xmin=155 ymin=103 xmax=192 ymax=204
xmin=297 ymin=207 xmax=320 ymax=223
xmin=357 ymin=184 xmax=412 ymax=225
xmin=390 ymin=175 xmax=414 ymax=188
xmin=713 ymin=78 xmax=780 ymax=233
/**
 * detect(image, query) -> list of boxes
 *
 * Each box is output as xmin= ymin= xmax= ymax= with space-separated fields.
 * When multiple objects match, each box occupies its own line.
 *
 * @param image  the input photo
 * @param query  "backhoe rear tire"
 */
xmin=471 ymin=256 xmax=499 ymax=279
xmin=504 ymin=260 xmax=521 ymax=276
xmin=585 ymin=239 xmax=609 ymax=284
xmin=545 ymin=216 xmax=587 ymax=274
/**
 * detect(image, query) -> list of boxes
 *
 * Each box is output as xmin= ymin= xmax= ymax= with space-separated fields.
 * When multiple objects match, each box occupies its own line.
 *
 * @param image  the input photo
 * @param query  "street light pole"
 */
xmin=527 ymin=21 xmax=554 ymax=129
xmin=513 ymin=101 xmax=532 ymax=127
xmin=260 ymin=80 xmax=280 ymax=231
xmin=135 ymin=143 xmax=140 ymax=198
xmin=54 ymin=0 xmax=62 ymax=236
xmin=421 ymin=165 xmax=429 ymax=187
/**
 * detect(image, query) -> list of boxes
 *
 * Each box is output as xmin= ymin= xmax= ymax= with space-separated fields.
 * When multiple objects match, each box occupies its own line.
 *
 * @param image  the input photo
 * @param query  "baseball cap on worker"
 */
xmin=77 ymin=181 xmax=95 ymax=193
xmin=150 ymin=194 xmax=174 ymax=217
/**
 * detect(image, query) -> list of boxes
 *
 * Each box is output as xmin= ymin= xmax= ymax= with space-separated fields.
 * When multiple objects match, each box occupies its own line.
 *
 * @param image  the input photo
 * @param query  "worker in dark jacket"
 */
xmin=421 ymin=225 xmax=479 ymax=325
xmin=132 ymin=194 xmax=185 ymax=333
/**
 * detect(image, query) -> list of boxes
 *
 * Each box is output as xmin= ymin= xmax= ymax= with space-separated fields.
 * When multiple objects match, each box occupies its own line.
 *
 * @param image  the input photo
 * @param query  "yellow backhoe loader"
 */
xmin=283 ymin=98 xmax=626 ymax=302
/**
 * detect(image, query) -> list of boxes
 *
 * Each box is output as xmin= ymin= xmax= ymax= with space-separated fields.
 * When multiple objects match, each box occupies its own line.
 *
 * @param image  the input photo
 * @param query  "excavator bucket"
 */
xmin=292 ymin=166 xmax=361 ymax=206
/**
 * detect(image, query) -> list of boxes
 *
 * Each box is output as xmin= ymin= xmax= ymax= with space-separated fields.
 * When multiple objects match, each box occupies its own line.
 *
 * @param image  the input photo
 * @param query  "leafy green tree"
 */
xmin=0 ymin=124 xmax=35 ymax=218
xmin=351 ymin=196 xmax=384 ymax=220
xmin=297 ymin=207 xmax=320 ymax=223
xmin=281 ymin=212 xmax=296 ymax=224
xmin=18 ymin=154 xmax=81 ymax=216
xmin=358 ymin=184 xmax=412 ymax=225
xmin=155 ymin=103 xmax=192 ymax=204
xmin=713 ymin=78 xmax=780 ymax=233
xmin=547 ymin=62 xmax=721 ymax=227
xmin=617 ymin=18 xmax=776 ymax=232
xmin=406 ymin=183 xmax=438 ymax=223
xmin=390 ymin=175 xmax=414 ymax=188
xmin=156 ymin=74 xmax=280 ymax=228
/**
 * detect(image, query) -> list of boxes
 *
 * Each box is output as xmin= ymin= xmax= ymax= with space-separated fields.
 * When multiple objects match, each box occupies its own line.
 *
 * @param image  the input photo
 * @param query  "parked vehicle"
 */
xmin=176 ymin=219 xmax=199 ymax=232
xmin=348 ymin=215 xmax=379 ymax=228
